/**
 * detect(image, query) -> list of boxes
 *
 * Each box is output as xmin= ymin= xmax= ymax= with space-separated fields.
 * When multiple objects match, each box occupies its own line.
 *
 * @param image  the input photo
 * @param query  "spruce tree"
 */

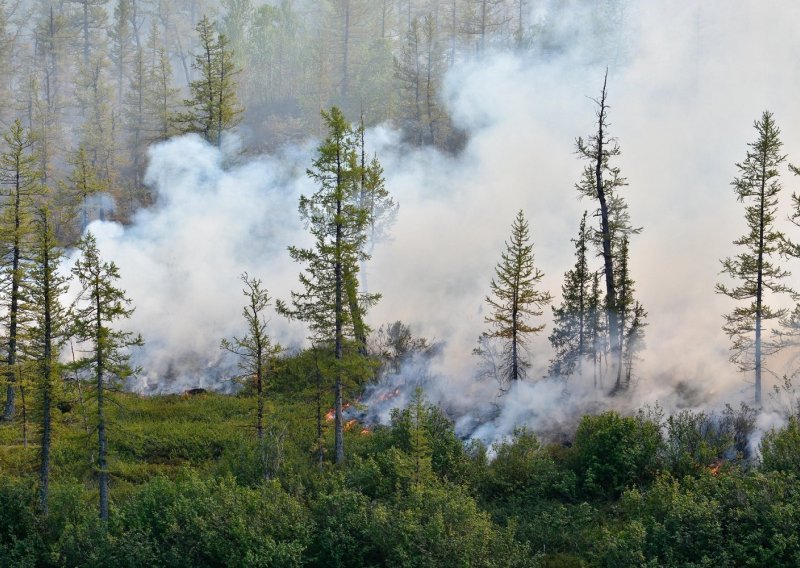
xmin=71 ymin=232 xmax=142 ymax=520
xmin=716 ymin=110 xmax=791 ymax=407
xmin=277 ymin=107 xmax=379 ymax=465
xmin=482 ymin=210 xmax=551 ymax=386
xmin=549 ymin=211 xmax=591 ymax=377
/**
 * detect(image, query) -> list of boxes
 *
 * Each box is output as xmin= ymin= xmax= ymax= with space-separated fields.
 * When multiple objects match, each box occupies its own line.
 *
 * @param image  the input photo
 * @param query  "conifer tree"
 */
xmin=178 ymin=15 xmax=242 ymax=147
xmin=221 ymin=273 xmax=281 ymax=446
xmin=144 ymin=23 xmax=179 ymax=145
xmin=716 ymin=110 xmax=791 ymax=407
xmin=71 ymin=232 xmax=142 ymax=521
xmin=482 ymin=210 xmax=551 ymax=386
xmin=615 ymin=236 xmax=647 ymax=387
xmin=587 ymin=270 xmax=606 ymax=388
xmin=61 ymin=146 xmax=106 ymax=233
xmin=575 ymin=71 xmax=639 ymax=392
xmin=277 ymin=107 xmax=379 ymax=465
xmin=0 ymin=121 xmax=44 ymax=422
xmin=549 ymin=212 xmax=591 ymax=377
xmin=22 ymin=207 xmax=69 ymax=515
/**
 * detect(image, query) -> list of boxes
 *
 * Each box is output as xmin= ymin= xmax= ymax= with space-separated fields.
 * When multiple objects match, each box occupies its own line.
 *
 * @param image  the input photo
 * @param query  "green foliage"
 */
xmin=716 ymin=110 xmax=792 ymax=406
xmin=761 ymin=417 xmax=800 ymax=473
xmin=177 ymin=16 xmax=243 ymax=146
xmin=372 ymin=482 xmax=531 ymax=568
xmin=484 ymin=429 xmax=576 ymax=502
xmin=481 ymin=210 xmax=552 ymax=386
xmin=662 ymin=410 xmax=732 ymax=479
xmin=549 ymin=212 xmax=592 ymax=377
xmin=571 ymin=411 xmax=662 ymax=498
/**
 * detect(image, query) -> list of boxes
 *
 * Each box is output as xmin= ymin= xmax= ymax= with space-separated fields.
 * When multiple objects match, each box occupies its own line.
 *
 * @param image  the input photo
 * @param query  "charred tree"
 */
xmin=575 ymin=71 xmax=639 ymax=393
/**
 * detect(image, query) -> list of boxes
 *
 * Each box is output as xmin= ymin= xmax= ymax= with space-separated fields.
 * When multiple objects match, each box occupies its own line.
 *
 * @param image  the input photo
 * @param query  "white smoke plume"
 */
xmin=63 ymin=1 xmax=800 ymax=446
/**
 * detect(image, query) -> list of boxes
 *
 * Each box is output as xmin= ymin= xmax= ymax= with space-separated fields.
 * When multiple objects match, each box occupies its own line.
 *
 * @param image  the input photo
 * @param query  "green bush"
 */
xmin=761 ymin=417 xmax=800 ymax=474
xmin=571 ymin=411 xmax=662 ymax=498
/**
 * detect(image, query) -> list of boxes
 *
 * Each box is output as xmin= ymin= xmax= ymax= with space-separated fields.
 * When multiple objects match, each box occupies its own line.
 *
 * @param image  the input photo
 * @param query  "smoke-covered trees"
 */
xmin=71 ymin=232 xmax=142 ymax=520
xmin=716 ymin=111 xmax=791 ymax=407
xmin=549 ymin=212 xmax=591 ymax=378
xmin=178 ymin=16 xmax=242 ymax=147
xmin=278 ymin=107 xmax=381 ymax=465
xmin=575 ymin=72 xmax=641 ymax=393
xmin=480 ymin=210 xmax=551 ymax=386
xmin=221 ymin=273 xmax=281 ymax=448
xmin=615 ymin=236 xmax=647 ymax=386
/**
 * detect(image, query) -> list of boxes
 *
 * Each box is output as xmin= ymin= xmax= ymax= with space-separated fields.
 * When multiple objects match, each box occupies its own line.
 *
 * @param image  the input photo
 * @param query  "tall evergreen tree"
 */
xmin=716 ymin=110 xmax=791 ymax=407
xmin=575 ymin=71 xmax=639 ymax=392
xmin=615 ymin=236 xmax=647 ymax=386
xmin=482 ymin=210 xmax=551 ymax=386
xmin=277 ymin=107 xmax=378 ymax=465
xmin=61 ymin=146 xmax=106 ymax=234
xmin=549 ymin=211 xmax=592 ymax=377
xmin=22 ymin=207 xmax=69 ymax=515
xmin=178 ymin=15 xmax=242 ymax=147
xmin=71 ymin=232 xmax=142 ymax=521
xmin=0 ymin=121 xmax=44 ymax=422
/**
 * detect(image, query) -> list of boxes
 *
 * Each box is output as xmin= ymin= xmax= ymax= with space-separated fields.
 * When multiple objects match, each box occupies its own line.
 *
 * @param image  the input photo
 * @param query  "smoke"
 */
xmin=62 ymin=2 xmax=800 ymax=446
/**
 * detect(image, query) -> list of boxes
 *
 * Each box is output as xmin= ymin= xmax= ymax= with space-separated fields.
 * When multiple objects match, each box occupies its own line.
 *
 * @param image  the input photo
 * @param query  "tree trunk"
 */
xmin=594 ymin=72 xmax=622 ymax=393
xmin=334 ymin=142 xmax=345 ymax=465
xmin=39 ymin=237 xmax=53 ymax=515
xmin=96 ymin=287 xmax=109 ymax=521
xmin=755 ymin=151 xmax=767 ymax=407
xmin=3 ymin=169 xmax=22 ymax=421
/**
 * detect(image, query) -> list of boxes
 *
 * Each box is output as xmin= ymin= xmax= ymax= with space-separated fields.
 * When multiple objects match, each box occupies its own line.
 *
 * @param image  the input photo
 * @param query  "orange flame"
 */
xmin=345 ymin=419 xmax=358 ymax=431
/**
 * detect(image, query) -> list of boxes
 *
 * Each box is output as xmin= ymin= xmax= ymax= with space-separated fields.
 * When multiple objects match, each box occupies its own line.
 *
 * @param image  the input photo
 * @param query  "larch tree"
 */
xmin=178 ymin=15 xmax=242 ymax=147
xmin=221 ymin=272 xmax=281 ymax=473
xmin=61 ymin=146 xmax=106 ymax=234
xmin=716 ymin=110 xmax=791 ymax=408
xmin=615 ymin=235 xmax=646 ymax=387
xmin=0 ymin=121 xmax=44 ymax=423
xmin=71 ymin=232 xmax=142 ymax=521
xmin=144 ymin=23 xmax=179 ymax=144
xmin=22 ymin=206 xmax=69 ymax=515
xmin=482 ymin=210 xmax=551 ymax=387
xmin=549 ymin=211 xmax=592 ymax=378
xmin=575 ymin=71 xmax=639 ymax=393
xmin=277 ymin=107 xmax=379 ymax=465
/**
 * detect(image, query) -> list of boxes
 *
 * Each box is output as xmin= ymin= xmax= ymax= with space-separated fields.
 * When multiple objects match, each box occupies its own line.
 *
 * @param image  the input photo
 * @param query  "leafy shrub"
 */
xmin=571 ymin=411 xmax=662 ymax=498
